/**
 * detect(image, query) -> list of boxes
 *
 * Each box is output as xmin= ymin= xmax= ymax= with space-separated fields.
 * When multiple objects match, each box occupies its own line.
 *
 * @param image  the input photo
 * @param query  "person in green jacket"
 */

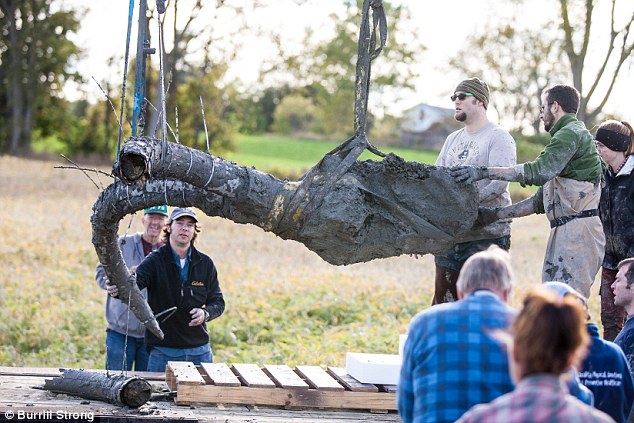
xmin=450 ymin=85 xmax=605 ymax=298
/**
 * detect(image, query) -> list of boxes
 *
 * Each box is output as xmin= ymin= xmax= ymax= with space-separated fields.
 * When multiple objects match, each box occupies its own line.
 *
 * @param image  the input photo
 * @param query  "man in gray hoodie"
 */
xmin=95 ymin=205 xmax=168 ymax=371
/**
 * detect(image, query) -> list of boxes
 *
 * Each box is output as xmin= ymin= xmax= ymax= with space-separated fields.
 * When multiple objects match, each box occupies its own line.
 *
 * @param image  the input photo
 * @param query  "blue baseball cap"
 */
xmin=144 ymin=205 xmax=169 ymax=216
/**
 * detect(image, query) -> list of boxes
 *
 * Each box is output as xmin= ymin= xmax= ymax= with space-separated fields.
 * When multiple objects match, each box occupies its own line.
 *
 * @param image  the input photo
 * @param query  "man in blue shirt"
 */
xmin=398 ymin=246 xmax=515 ymax=423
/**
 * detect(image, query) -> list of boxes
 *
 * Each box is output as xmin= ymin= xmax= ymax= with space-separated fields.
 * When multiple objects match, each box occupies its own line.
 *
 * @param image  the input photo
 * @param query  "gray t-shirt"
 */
xmin=436 ymin=122 xmax=516 ymax=241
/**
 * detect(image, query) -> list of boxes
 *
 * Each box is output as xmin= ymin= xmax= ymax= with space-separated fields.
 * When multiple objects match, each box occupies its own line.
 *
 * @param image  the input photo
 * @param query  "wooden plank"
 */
xmin=231 ymin=363 xmax=276 ymax=388
xmin=380 ymin=384 xmax=398 ymax=393
xmin=327 ymin=366 xmax=378 ymax=392
xmin=295 ymin=365 xmax=344 ymax=391
xmin=176 ymin=384 xmax=397 ymax=410
xmin=166 ymin=361 xmax=205 ymax=389
xmin=200 ymin=362 xmax=241 ymax=387
xmin=263 ymin=364 xmax=309 ymax=389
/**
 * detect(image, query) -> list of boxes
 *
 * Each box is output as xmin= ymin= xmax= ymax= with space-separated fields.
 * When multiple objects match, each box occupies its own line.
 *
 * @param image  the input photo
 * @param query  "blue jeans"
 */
xmin=147 ymin=346 xmax=212 ymax=372
xmin=105 ymin=330 xmax=149 ymax=371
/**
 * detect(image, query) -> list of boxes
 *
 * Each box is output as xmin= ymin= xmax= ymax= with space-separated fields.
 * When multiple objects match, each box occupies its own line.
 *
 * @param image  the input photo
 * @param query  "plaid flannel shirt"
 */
xmin=398 ymin=291 xmax=515 ymax=423
xmin=457 ymin=374 xmax=614 ymax=422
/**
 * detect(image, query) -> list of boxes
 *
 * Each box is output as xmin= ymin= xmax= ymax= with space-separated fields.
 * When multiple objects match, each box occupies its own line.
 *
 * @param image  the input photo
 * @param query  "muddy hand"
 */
xmin=474 ymin=206 xmax=502 ymax=228
xmin=449 ymin=166 xmax=488 ymax=184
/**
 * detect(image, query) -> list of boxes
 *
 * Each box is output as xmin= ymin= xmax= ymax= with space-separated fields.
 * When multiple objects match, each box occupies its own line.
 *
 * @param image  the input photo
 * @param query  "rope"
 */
xmin=114 ymin=0 xmax=136 ymax=171
xmin=276 ymin=0 xmax=388 ymax=234
xmin=353 ymin=0 xmax=387 ymax=138
xmin=157 ymin=5 xmax=168 ymax=163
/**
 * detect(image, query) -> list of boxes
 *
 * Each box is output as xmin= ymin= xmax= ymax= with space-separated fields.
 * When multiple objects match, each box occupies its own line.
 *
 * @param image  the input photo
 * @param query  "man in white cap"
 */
xmin=96 ymin=205 xmax=168 ymax=371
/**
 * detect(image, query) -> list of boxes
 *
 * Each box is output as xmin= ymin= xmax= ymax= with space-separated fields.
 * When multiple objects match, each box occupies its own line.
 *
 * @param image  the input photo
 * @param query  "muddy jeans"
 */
xmin=433 ymin=236 xmax=511 ymax=305
xmin=601 ymin=267 xmax=627 ymax=341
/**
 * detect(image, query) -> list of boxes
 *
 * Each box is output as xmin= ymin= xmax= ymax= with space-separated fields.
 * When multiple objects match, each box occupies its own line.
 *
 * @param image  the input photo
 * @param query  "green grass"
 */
xmin=222 ymin=134 xmax=439 ymax=178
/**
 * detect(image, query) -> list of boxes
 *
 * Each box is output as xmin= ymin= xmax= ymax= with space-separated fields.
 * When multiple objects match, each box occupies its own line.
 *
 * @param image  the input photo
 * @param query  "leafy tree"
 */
xmin=0 ymin=0 xmax=82 ymax=154
xmin=449 ymin=0 xmax=634 ymax=132
xmin=173 ymin=66 xmax=233 ymax=154
xmin=144 ymin=0 xmax=261 ymax=140
xmin=561 ymin=0 xmax=634 ymax=124
xmin=449 ymin=16 xmax=566 ymax=134
xmin=261 ymin=0 xmax=423 ymax=138
xmin=272 ymin=94 xmax=317 ymax=134
xmin=226 ymin=85 xmax=293 ymax=134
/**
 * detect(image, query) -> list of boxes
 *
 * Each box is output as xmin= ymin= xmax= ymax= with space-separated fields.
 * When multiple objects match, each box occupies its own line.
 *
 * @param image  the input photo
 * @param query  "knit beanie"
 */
xmin=454 ymin=78 xmax=490 ymax=109
xmin=595 ymin=127 xmax=630 ymax=152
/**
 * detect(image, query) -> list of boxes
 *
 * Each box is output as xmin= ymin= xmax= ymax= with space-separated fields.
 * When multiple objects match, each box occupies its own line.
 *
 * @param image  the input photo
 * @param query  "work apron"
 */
xmin=542 ymin=177 xmax=605 ymax=298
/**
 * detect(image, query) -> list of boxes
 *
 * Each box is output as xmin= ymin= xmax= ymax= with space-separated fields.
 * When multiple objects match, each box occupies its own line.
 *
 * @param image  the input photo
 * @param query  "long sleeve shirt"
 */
xmin=523 ymin=114 xmax=602 ymax=186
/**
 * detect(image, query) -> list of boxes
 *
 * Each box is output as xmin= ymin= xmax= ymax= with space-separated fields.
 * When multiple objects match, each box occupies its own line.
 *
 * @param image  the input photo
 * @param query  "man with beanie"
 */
xmin=95 ymin=205 xmax=169 ymax=371
xmin=451 ymin=84 xmax=604 ymax=299
xmin=422 ymin=77 xmax=516 ymax=304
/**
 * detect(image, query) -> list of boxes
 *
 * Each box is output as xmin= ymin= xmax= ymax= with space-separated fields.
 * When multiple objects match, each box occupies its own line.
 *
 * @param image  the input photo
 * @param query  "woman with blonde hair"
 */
xmin=595 ymin=120 xmax=634 ymax=340
xmin=458 ymin=289 xmax=613 ymax=422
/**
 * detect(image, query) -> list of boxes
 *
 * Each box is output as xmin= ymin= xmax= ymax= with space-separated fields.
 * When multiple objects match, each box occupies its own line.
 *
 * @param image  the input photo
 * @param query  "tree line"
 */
xmin=0 ymin=0 xmax=632 ymax=158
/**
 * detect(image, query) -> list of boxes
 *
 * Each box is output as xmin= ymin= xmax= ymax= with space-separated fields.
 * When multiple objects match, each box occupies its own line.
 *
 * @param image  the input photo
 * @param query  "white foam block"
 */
xmin=345 ymin=352 xmax=402 ymax=385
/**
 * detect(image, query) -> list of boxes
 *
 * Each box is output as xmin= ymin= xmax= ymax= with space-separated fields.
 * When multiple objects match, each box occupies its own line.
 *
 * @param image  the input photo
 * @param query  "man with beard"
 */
xmin=451 ymin=84 xmax=604 ymax=299
xmin=421 ymin=77 xmax=516 ymax=305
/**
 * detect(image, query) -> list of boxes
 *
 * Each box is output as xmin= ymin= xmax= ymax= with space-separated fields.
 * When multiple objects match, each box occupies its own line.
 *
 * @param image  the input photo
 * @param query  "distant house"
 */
xmin=400 ymin=104 xmax=461 ymax=151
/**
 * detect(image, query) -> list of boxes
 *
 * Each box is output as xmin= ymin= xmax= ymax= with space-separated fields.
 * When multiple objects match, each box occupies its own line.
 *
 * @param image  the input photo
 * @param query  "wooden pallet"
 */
xmin=166 ymin=361 xmax=397 ymax=412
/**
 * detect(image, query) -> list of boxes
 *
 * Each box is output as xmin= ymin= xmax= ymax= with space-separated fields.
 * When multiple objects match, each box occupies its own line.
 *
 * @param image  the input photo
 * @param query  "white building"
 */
xmin=400 ymin=104 xmax=461 ymax=151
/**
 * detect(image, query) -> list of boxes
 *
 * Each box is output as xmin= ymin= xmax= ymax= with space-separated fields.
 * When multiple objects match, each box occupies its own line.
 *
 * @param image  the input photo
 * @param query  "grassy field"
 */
xmin=223 ymin=134 xmax=439 ymax=179
xmin=0 ymin=146 xmax=601 ymax=369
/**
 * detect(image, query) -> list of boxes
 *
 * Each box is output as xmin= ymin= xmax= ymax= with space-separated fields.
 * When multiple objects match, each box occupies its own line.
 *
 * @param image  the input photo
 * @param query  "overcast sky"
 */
xmin=60 ymin=0 xmax=634 ymax=124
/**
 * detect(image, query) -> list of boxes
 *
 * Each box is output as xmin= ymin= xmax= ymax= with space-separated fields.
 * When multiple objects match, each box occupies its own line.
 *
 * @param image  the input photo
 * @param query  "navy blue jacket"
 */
xmin=579 ymin=323 xmax=634 ymax=422
xmin=136 ymin=242 xmax=225 ymax=349
xmin=615 ymin=317 xmax=634 ymax=376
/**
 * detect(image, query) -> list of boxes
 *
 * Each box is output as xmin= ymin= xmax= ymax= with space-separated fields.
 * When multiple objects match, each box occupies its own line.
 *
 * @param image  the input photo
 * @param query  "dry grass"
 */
xmin=0 ymin=156 xmax=601 ymax=369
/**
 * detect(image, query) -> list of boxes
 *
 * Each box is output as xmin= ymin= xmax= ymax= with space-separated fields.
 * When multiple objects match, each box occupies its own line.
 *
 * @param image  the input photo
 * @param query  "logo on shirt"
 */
xmin=191 ymin=281 xmax=205 ymax=287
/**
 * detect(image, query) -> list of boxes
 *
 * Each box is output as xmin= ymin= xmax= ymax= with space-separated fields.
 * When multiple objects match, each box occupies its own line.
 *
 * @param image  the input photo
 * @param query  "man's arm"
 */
xmin=452 ymin=130 xmax=580 ymax=186
xmin=450 ymin=165 xmax=527 ymax=185
xmin=95 ymin=263 xmax=109 ymax=290
xmin=476 ymin=188 xmax=544 ymax=227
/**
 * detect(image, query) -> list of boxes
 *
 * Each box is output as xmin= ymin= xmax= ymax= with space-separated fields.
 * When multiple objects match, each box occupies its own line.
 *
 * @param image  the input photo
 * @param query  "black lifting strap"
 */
xmin=276 ymin=0 xmax=388 ymax=235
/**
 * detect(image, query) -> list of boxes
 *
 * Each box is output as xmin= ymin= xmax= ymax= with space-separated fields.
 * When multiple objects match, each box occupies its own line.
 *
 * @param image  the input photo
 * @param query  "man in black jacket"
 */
xmin=109 ymin=207 xmax=225 ymax=372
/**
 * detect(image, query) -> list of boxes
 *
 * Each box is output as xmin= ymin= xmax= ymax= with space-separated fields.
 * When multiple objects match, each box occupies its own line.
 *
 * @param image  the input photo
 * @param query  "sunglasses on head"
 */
xmin=451 ymin=92 xmax=474 ymax=102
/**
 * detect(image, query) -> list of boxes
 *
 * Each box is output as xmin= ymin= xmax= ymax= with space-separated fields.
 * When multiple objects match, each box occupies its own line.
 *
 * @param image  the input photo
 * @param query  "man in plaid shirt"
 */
xmin=457 ymin=289 xmax=613 ymax=423
xmin=398 ymin=246 xmax=516 ymax=423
